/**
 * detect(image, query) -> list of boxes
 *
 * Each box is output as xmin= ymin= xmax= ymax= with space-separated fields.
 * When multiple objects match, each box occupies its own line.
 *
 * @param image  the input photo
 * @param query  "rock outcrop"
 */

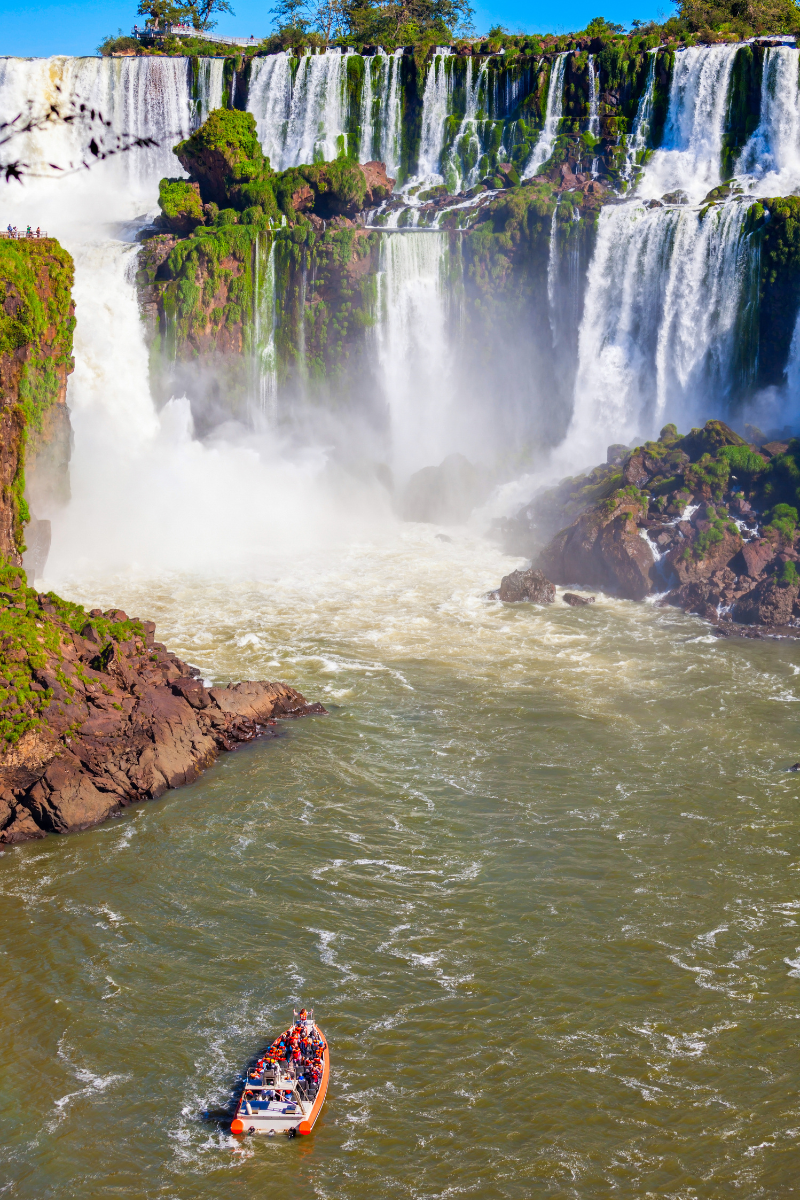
xmin=0 ymin=238 xmax=75 ymax=569
xmin=494 ymin=420 xmax=800 ymax=635
xmin=493 ymin=567 xmax=555 ymax=604
xmin=537 ymin=488 xmax=656 ymax=601
xmin=0 ymin=563 xmax=324 ymax=845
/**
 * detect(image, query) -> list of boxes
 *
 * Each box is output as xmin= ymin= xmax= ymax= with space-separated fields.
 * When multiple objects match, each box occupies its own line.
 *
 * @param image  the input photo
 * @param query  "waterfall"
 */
xmin=523 ymin=53 xmax=567 ymax=179
xmin=381 ymin=49 xmax=404 ymax=178
xmin=444 ymin=59 xmax=488 ymax=192
xmin=246 ymin=51 xmax=293 ymax=168
xmin=623 ymin=51 xmax=656 ymax=183
xmin=417 ymin=52 xmax=451 ymax=181
xmin=359 ymin=51 xmax=378 ymax=161
xmin=377 ymin=232 xmax=457 ymax=478
xmin=253 ymin=234 xmax=278 ymax=424
xmin=563 ymin=200 xmax=753 ymax=458
xmin=587 ymin=55 xmax=600 ymax=138
xmin=247 ymin=48 xmax=350 ymax=170
xmin=736 ymin=46 xmax=800 ymax=195
xmin=639 ymin=45 xmax=739 ymax=202
xmin=0 ymin=55 xmax=196 ymax=196
xmin=195 ymin=57 xmax=225 ymax=122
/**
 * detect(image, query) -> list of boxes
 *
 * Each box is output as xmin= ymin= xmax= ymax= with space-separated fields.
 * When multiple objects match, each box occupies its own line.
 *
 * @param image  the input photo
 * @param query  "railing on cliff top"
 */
xmin=133 ymin=24 xmax=264 ymax=47
xmin=0 ymin=231 xmax=49 ymax=239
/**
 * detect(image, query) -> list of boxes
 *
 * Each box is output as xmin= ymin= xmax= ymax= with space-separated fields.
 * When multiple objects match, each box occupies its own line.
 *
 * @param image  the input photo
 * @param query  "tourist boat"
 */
xmin=230 ymin=1010 xmax=329 ymax=1137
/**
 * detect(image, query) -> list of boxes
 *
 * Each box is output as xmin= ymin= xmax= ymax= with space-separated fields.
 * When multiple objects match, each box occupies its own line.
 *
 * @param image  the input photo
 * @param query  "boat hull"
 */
xmin=231 ymin=1025 xmax=328 ymax=1137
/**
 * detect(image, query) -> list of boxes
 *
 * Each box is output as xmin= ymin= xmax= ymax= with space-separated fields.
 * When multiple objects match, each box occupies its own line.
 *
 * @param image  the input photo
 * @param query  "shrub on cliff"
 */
xmin=158 ymin=179 xmax=205 ymax=234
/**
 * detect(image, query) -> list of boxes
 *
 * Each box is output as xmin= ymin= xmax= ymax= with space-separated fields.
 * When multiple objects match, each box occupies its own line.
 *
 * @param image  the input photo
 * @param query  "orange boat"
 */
xmin=230 ymin=1010 xmax=329 ymax=1138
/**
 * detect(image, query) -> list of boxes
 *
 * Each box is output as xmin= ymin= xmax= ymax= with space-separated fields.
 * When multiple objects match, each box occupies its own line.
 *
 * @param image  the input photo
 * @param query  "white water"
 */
xmin=253 ymin=234 xmax=277 ymax=423
xmin=623 ymin=51 xmax=656 ymax=183
xmin=0 ymin=55 xmax=196 ymax=195
xmin=639 ymin=45 xmax=739 ymax=202
xmin=587 ymin=54 xmax=600 ymax=139
xmin=380 ymin=50 xmax=404 ymax=178
xmin=444 ymin=59 xmax=489 ymax=193
xmin=736 ymin=45 xmax=800 ymax=196
xmin=561 ymin=201 xmax=751 ymax=461
xmin=247 ymin=48 xmax=350 ymax=170
xmin=377 ymin=232 xmax=458 ymax=480
xmin=523 ymin=53 xmax=567 ymax=179
xmin=417 ymin=52 xmax=451 ymax=182
xmin=195 ymin=57 xmax=224 ymax=122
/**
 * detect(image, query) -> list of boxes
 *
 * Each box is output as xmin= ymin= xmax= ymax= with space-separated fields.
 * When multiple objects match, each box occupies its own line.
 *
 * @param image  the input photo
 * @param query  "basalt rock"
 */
xmin=0 ymin=568 xmax=325 ymax=845
xmin=732 ymin=577 xmax=800 ymax=626
xmin=563 ymin=592 xmax=595 ymax=606
xmin=494 ymin=567 xmax=556 ymax=604
xmin=536 ymin=491 xmax=655 ymax=601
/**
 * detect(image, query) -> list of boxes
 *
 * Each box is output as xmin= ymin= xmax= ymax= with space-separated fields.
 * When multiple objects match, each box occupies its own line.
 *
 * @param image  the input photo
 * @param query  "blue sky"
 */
xmin=0 ymin=0 xmax=670 ymax=58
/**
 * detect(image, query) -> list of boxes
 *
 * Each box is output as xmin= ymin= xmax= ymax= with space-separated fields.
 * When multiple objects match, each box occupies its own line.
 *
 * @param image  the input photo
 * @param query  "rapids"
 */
xmin=2 ymin=45 xmax=800 ymax=1197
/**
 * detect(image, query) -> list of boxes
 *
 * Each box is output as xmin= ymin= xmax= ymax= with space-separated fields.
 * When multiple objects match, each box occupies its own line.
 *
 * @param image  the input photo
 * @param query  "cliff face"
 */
xmin=0 ymin=238 xmax=75 ymax=568
xmin=0 ymin=561 xmax=324 ymax=845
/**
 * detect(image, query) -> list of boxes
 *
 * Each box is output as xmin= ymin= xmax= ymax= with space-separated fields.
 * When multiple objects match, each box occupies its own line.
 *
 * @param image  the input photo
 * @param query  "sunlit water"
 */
xmin=3 ymin=530 xmax=800 ymax=1198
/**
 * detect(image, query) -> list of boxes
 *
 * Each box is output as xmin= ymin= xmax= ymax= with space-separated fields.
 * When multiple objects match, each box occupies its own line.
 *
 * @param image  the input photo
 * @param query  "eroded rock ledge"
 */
xmin=494 ymin=420 xmax=800 ymax=638
xmin=0 ymin=564 xmax=324 ymax=845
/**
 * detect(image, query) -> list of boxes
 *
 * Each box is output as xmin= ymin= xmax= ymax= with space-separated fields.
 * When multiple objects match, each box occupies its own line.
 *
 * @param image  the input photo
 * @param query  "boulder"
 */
xmin=361 ymin=161 xmax=395 ymax=203
xmin=735 ymin=538 xmax=776 ymax=579
xmin=732 ymin=578 xmax=799 ymax=626
xmin=495 ymin=568 xmax=556 ymax=604
xmin=563 ymin=593 xmax=595 ymax=606
xmin=537 ymin=492 xmax=655 ymax=601
xmin=667 ymin=525 xmax=742 ymax=585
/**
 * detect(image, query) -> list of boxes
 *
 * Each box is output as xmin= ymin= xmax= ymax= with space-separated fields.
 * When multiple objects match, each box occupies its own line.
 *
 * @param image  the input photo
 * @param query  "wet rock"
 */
xmin=667 ymin=525 xmax=743 ymax=585
xmin=735 ymin=538 xmax=776 ymax=579
xmin=732 ymin=578 xmax=799 ymax=626
xmin=0 ymin=606 xmax=325 ymax=845
xmin=661 ymin=190 xmax=690 ymax=205
xmin=537 ymin=491 xmax=655 ymax=601
xmin=607 ymin=444 xmax=628 ymax=465
xmin=563 ymin=593 xmax=595 ymax=606
xmin=494 ymin=567 xmax=556 ymax=604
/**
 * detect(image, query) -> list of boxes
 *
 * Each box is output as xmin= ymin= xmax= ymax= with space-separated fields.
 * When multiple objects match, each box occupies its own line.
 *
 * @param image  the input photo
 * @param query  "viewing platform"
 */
xmin=133 ymin=24 xmax=264 ymax=47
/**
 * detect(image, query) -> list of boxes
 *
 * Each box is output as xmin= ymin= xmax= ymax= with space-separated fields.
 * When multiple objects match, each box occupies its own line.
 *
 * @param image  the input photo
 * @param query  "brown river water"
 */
xmin=2 ymin=530 xmax=800 ymax=1198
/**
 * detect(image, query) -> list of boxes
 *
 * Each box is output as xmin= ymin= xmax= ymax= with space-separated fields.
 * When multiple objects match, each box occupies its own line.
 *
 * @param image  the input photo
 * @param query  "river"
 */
xmin=2 ymin=532 xmax=800 ymax=1197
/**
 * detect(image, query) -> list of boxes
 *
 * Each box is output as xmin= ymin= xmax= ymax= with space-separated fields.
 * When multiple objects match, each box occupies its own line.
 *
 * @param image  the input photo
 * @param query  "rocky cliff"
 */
xmin=0 ymin=561 xmax=324 ymax=845
xmin=497 ymin=420 xmax=800 ymax=634
xmin=0 ymin=238 xmax=75 ymax=570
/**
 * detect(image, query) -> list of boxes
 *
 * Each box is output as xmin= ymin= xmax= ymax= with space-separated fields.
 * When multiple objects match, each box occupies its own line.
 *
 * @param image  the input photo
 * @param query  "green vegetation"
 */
xmin=0 ymin=239 xmax=74 ymax=554
xmin=780 ymin=559 xmax=800 ymax=585
xmin=0 ymin=561 xmax=144 ymax=745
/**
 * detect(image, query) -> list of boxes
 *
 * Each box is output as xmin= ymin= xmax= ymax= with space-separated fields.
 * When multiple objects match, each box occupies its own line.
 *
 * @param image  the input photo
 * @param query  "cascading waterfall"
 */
xmin=417 ymin=51 xmax=452 ymax=181
xmin=444 ymin=59 xmax=488 ymax=193
xmin=359 ymin=50 xmax=379 ymax=161
xmin=736 ymin=45 xmax=800 ymax=195
xmin=623 ymin=51 xmax=656 ymax=183
xmin=377 ymin=232 xmax=458 ymax=478
xmin=247 ymin=48 xmax=350 ymax=170
xmin=195 ymin=57 xmax=225 ymax=122
xmin=253 ymin=234 xmax=278 ymax=424
xmin=639 ymin=44 xmax=739 ymax=201
xmin=0 ymin=55 xmax=196 ymax=194
xmin=246 ymin=51 xmax=293 ymax=168
xmin=562 ymin=200 xmax=754 ymax=459
xmin=380 ymin=49 xmax=404 ymax=177
xmin=587 ymin=55 xmax=600 ymax=139
xmin=523 ymin=53 xmax=567 ymax=179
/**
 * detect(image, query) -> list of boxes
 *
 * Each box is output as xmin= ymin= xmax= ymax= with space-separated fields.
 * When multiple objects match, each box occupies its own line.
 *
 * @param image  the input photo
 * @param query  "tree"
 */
xmin=136 ymin=0 xmax=196 ymax=30
xmin=270 ymin=0 xmax=311 ymax=33
xmin=194 ymin=0 xmax=235 ymax=32
xmin=676 ymin=0 xmax=800 ymax=34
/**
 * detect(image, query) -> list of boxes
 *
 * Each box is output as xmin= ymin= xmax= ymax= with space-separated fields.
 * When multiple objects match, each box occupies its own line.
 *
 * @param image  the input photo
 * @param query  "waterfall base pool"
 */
xmin=2 ymin=530 xmax=800 ymax=1198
